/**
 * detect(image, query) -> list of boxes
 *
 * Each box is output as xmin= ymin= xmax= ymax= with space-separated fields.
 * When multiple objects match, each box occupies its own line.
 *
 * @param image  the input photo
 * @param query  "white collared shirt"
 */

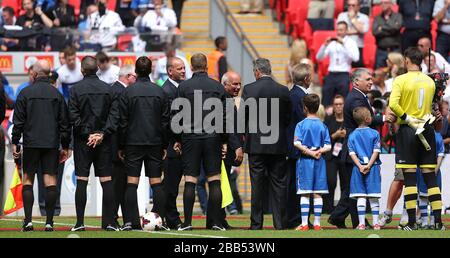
xmin=87 ymin=10 xmax=125 ymax=47
xmin=337 ymin=11 xmax=370 ymax=48
xmin=153 ymin=55 xmax=192 ymax=82
xmin=118 ymin=80 xmax=128 ymax=88
xmin=421 ymin=50 xmax=450 ymax=74
xmin=294 ymin=84 xmax=309 ymax=95
xmin=141 ymin=8 xmax=177 ymax=31
xmin=316 ymin=36 xmax=360 ymax=73
xmin=168 ymin=78 xmax=179 ymax=88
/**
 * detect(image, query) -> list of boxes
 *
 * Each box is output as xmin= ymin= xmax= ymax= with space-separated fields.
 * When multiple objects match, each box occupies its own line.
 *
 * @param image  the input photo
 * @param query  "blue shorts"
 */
xmin=416 ymin=168 xmax=442 ymax=196
xmin=296 ymin=157 xmax=328 ymax=194
xmin=350 ymin=165 xmax=381 ymax=198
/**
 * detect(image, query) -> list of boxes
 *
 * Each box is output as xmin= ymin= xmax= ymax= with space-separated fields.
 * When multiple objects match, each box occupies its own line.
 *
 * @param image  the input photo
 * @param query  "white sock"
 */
xmin=313 ymin=197 xmax=323 ymax=226
xmin=418 ymin=196 xmax=429 ymax=226
xmin=369 ymin=198 xmax=380 ymax=225
xmin=357 ymin=197 xmax=367 ymax=226
xmin=400 ymin=203 xmax=409 ymax=225
xmin=430 ymin=208 xmax=435 ymax=225
xmin=300 ymin=196 xmax=310 ymax=226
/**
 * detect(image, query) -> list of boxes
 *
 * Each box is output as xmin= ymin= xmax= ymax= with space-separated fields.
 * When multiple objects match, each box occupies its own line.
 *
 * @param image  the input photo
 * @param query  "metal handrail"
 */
xmin=215 ymin=0 xmax=260 ymax=60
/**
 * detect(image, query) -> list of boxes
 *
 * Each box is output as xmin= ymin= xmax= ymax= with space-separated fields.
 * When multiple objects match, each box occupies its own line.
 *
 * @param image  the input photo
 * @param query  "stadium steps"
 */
xmin=223 ymin=0 xmax=290 ymax=83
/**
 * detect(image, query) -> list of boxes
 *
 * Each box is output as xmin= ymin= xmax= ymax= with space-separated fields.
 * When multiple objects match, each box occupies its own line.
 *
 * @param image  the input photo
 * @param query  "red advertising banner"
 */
xmin=24 ymin=55 xmax=55 ymax=72
xmin=0 ymin=55 xmax=13 ymax=72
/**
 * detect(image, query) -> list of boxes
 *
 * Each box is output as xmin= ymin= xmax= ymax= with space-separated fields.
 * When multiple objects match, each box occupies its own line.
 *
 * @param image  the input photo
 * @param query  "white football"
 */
xmin=141 ymin=212 xmax=163 ymax=231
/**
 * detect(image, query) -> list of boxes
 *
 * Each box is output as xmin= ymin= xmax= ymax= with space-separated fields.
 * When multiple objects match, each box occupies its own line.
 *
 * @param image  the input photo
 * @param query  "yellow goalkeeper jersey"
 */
xmin=389 ymin=71 xmax=435 ymax=124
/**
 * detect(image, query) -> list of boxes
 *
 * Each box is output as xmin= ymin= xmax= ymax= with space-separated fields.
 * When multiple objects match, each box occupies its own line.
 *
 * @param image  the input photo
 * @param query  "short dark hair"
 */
xmin=3 ymin=6 xmax=15 ymax=16
xmin=303 ymin=93 xmax=320 ymax=113
xmin=353 ymin=107 xmax=371 ymax=126
xmin=191 ymin=53 xmax=207 ymax=71
xmin=135 ymin=56 xmax=152 ymax=77
xmin=95 ymin=51 xmax=109 ymax=63
xmin=81 ymin=56 xmax=98 ymax=75
xmin=334 ymin=94 xmax=345 ymax=102
xmin=336 ymin=21 xmax=348 ymax=29
xmin=214 ymin=36 xmax=226 ymax=49
xmin=404 ymin=47 xmax=423 ymax=67
xmin=64 ymin=46 xmax=76 ymax=57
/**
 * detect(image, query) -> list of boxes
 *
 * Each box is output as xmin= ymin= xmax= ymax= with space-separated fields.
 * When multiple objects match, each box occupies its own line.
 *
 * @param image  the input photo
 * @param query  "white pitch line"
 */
xmin=0 ymin=218 xmax=228 ymax=239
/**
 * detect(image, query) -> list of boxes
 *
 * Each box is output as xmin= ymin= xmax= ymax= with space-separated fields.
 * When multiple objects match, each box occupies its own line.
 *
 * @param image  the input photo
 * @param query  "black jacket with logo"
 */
xmin=12 ymin=76 xmax=71 ymax=149
xmin=119 ymin=77 xmax=170 ymax=147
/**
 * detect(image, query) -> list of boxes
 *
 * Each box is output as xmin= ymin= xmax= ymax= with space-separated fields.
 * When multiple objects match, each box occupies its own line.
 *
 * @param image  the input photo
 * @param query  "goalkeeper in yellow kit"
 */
xmin=389 ymin=47 xmax=444 ymax=231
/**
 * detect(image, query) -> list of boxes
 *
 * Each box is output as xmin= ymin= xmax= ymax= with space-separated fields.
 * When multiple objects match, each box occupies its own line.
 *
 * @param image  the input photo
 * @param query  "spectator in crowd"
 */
xmin=337 ymin=0 xmax=370 ymax=67
xmin=207 ymin=36 xmax=228 ymax=82
xmin=398 ymin=0 xmax=435 ymax=52
xmin=307 ymin=0 xmax=335 ymax=19
xmin=153 ymin=45 xmax=192 ymax=84
xmin=417 ymin=37 xmax=450 ymax=74
xmin=285 ymin=39 xmax=307 ymax=88
xmin=424 ymin=53 xmax=443 ymax=73
xmin=171 ymin=0 xmax=185 ymax=28
xmin=16 ymin=0 xmax=54 ymax=51
xmin=130 ymin=0 xmax=153 ymax=10
xmin=15 ymin=66 xmax=35 ymax=101
xmin=138 ymin=0 xmax=177 ymax=32
xmin=56 ymin=46 xmax=83 ymax=101
xmin=79 ymin=0 xmax=97 ymax=21
xmin=51 ymin=0 xmax=76 ymax=28
xmin=372 ymin=0 xmax=403 ymax=69
xmin=241 ymin=58 xmax=291 ymax=230
xmin=37 ymin=0 xmax=57 ymax=14
xmin=58 ymin=49 xmax=65 ymax=67
xmin=441 ymin=100 xmax=450 ymax=153
xmin=84 ymin=1 xmax=125 ymax=51
xmin=116 ymin=0 xmax=135 ymax=27
xmin=0 ymin=0 xmax=4 ymax=26
xmin=96 ymin=51 xmax=120 ymax=85
xmin=323 ymin=95 xmax=346 ymax=214
xmin=384 ymin=52 xmax=405 ymax=92
xmin=316 ymin=21 xmax=359 ymax=107
xmin=0 ymin=6 xmax=19 ymax=51
xmin=238 ymin=0 xmax=263 ymax=14
xmin=433 ymin=0 xmax=450 ymax=62
xmin=286 ymin=63 xmax=311 ymax=229
xmin=372 ymin=68 xmax=388 ymax=95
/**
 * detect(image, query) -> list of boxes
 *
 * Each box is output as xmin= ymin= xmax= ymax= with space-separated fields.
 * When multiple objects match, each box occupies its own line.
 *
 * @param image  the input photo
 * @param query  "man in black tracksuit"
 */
xmin=119 ymin=56 xmax=171 ymax=231
xmin=12 ymin=60 xmax=71 ymax=232
xmin=161 ymin=57 xmax=186 ymax=229
xmin=174 ymin=53 xmax=227 ymax=231
xmin=69 ymin=56 xmax=119 ymax=231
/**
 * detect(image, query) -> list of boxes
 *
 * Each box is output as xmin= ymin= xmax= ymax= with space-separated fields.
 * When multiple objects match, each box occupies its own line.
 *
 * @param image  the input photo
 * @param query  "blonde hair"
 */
xmin=387 ymin=52 xmax=405 ymax=69
xmin=289 ymin=39 xmax=307 ymax=66
xmin=317 ymin=104 xmax=326 ymax=122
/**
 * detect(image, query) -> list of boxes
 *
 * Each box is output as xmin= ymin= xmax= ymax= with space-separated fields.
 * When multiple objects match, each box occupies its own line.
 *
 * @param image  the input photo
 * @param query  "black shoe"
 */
xmin=434 ymin=222 xmax=446 ymax=231
xmin=44 ymin=223 xmax=54 ymax=232
xmin=121 ymin=222 xmax=133 ymax=231
xmin=328 ymin=217 xmax=346 ymax=229
xmin=22 ymin=221 xmax=34 ymax=232
xmin=399 ymin=223 xmax=418 ymax=231
xmin=365 ymin=219 xmax=372 ymax=229
xmin=211 ymin=224 xmax=226 ymax=231
xmin=105 ymin=224 xmax=120 ymax=231
xmin=71 ymin=224 xmax=85 ymax=232
xmin=178 ymin=223 xmax=193 ymax=231
xmin=155 ymin=223 xmax=170 ymax=231
xmin=222 ymin=221 xmax=235 ymax=230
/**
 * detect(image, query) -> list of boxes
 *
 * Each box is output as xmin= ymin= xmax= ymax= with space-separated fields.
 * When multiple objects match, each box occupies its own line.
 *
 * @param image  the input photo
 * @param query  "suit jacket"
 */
xmin=286 ymin=85 xmax=307 ymax=159
xmin=225 ymin=92 xmax=244 ymax=167
xmin=241 ymin=76 xmax=291 ymax=155
xmin=111 ymin=81 xmax=126 ymax=162
xmin=342 ymin=88 xmax=383 ymax=163
xmin=162 ymin=78 xmax=179 ymax=159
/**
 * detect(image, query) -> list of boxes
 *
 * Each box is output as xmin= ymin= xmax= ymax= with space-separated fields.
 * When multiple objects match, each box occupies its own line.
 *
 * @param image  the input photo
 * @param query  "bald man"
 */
xmin=12 ymin=59 xmax=71 ymax=232
xmin=417 ymin=37 xmax=450 ymax=74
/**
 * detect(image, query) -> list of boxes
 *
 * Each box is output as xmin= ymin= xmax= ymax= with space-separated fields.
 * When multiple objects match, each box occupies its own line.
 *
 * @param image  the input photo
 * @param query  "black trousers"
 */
xmin=322 ymin=72 xmax=350 ymax=107
xmin=163 ymin=156 xmax=183 ymax=228
xmin=323 ymin=157 xmax=346 ymax=214
xmin=402 ymin=29 xmax=431 ymax=53
xmin=329 ymin=162 xmax=358 ymax=227
xmin=436 ymin=31 xmax=450 ymax=61
xmin=285 ymin=158 xmax=301 ymax=228
xmin=38 ymin=162 xmax=64 ymax=216
xmin=112 ymin=161 xmax=127 ymax=224
xmin=248 ymin=154 xmax=287 ymax=230
xmin=171 ymin=0 xmax=185 ymax=28
xmin=351 ymin=48 xmax=364 ymax=68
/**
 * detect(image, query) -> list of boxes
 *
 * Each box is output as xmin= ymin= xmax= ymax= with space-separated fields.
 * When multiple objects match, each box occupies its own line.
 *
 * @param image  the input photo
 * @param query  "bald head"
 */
xmin=167 ymin=57 xmax=186 ymax=82
xmin=418 ymin=37 xmax=431 ymax=54
xmin=222 ymin=71 xmax=241 ymax=97
xmin=81 ymin=56 xmax=98 ymax=76
xmin=32 ymin=59 xmax=51 ymax=77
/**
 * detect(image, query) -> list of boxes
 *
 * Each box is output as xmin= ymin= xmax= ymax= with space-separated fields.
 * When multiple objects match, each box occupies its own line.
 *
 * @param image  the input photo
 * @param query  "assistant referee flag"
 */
xmin=3 ymin=165 xmax=23 ymax=215
xmin=221 ymin=160 xmax=233 ymax=208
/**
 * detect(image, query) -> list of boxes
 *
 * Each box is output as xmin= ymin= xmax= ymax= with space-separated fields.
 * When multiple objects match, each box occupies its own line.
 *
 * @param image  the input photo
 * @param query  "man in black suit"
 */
xmin=161 ymin=57 xmax=186 ymax=229
xmin=241 ymin=58 xmax=291 ymax=230
xmin=111 ymin=65 xmax=137 ymax=227
xmin=328 ymin=68 xmax=394 ymax=228
xmin=285 ymin=63 xmax=311 ymax=229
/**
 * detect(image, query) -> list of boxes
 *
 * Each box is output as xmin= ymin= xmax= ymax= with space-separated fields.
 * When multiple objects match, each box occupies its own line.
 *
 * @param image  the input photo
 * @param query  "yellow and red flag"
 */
xmin=220 ymin=161 xmax=233 ymax=208
xmin=3 ymin=166 xmax=23 ymax=215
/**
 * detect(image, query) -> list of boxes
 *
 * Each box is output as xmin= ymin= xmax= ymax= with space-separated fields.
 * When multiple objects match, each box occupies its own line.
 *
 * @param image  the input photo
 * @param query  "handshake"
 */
xmin=405 ymin=114 xmax=436 ymax=151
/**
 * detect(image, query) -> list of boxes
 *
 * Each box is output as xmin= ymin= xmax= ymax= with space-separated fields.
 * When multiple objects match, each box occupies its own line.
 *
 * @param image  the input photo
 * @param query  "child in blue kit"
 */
xmin=416 ymin=129 xmax=445 ymax=229
xmin=348 ymin=107 xmax=382 ymax=230
xmin=293 ymin=94 xmax=331 ymax=231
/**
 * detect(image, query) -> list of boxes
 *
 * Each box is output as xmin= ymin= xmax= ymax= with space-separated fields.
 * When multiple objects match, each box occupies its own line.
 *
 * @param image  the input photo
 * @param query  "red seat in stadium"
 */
xmin=274 ymin=0 xmax=288 ymax=21
xmin=431 ymin=20 xmax=438 ymax=50
xmin=363 ymin=41 xmax=377 ymax=69
xmin=117 ymin=34 xmax=133 ymax=51
xmin=68 ymin=0 xmax=81 ymax=17
xmin=334 ymin=0 xmax=344 ymax=19
xmin=310 ymin=30 xmax=336 ymax=63
xmin=300 ymin=19 xmax=313 ymax=46
xmin=107 ymin=0 xmax=116 ymax=11
xmin=371 ymin=4 xmax=399 ymax=18
xmin=2 ymin=0 xmax=21 ymax=16
xmin=285 ymin=0 xmax=309 ymax=35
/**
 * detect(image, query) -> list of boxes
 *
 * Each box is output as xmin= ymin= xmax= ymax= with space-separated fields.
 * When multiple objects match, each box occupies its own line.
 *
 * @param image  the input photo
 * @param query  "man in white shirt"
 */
xmin=417 ymin=37 xmax=450 ymax=74
xmin=337 ymin=0 xmax=369 ymax=67
xmin=138 ymin=0 xmax=177 ymax=31
xmin=153 ymin=46 xmax=192 ymax=85
xmin=57 ymin=47 xmax=84 ymax=101
xmin=86 ymin=1 xmax=125 ymax=50
xmin=96 ymin=51 xmax=120 ymax=85
xmin=316 ymin=21 xmax=360 ymax=107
